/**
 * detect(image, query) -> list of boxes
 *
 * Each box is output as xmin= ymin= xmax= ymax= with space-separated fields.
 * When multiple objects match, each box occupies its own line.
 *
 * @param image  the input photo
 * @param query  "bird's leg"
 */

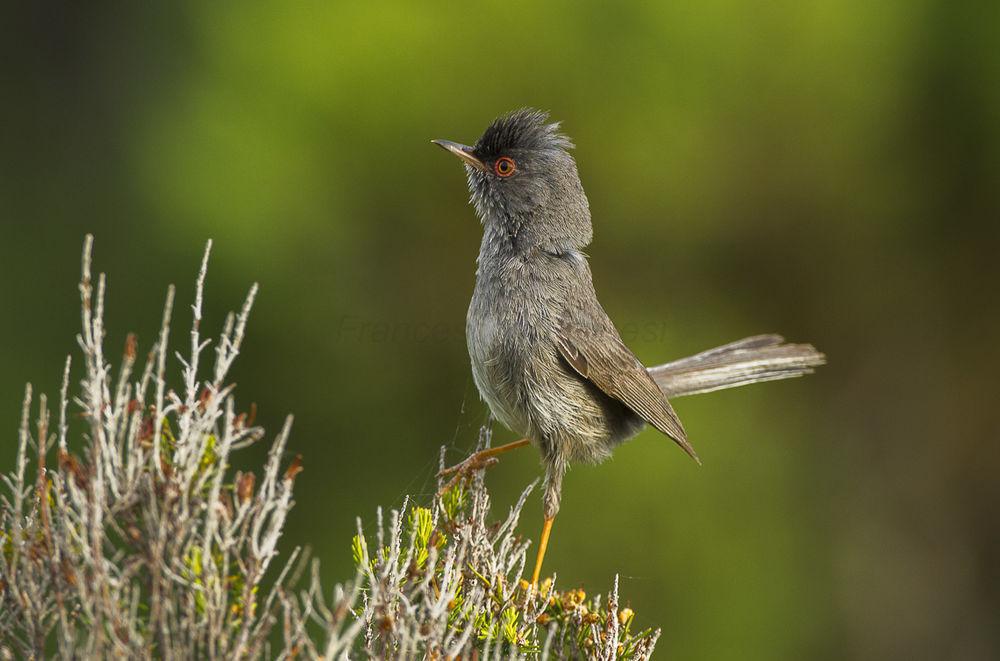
xmin=532 ymin=461 xmax=565 ymax=585
xmin=531 ymin=516 xmax=555 ymax=585
xmin=437 ymin=437 xmax=530 ymax=495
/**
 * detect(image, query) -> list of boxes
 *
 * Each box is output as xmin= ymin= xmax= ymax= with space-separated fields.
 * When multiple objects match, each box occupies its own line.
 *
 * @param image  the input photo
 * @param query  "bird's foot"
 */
xmin=436 ymin=450 xmax=500 ymax=495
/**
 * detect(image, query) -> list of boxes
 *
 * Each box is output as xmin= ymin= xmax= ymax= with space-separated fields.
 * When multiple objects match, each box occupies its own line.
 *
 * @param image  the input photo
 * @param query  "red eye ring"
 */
xmin=494 ymin=156 xmax=516 ymax=177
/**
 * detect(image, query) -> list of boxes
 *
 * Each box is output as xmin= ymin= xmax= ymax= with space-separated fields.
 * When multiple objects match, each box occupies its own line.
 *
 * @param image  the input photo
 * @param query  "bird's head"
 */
xmin=433 ymin=108 xmax=592 ymax=251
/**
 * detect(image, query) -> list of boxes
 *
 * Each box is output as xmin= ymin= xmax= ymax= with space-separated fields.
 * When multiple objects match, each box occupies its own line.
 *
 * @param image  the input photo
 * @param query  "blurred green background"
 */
xmin=2 ymin=1 xmax=998 ymax=658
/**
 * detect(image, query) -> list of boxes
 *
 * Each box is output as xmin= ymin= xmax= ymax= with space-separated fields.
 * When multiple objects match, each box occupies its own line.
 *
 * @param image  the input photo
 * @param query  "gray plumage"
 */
xmin=436 ymin=108 xmax=824 ymax=520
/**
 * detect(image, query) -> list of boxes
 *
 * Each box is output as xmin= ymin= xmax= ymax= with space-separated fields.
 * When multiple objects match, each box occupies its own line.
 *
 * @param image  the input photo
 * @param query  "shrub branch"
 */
xmin=0 ymin=237 xmax=660 ymax=659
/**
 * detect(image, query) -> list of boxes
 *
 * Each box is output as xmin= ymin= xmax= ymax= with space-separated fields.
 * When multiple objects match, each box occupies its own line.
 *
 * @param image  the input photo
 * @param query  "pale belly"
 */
xmin=465 ymin=303 xmax=535 ymax=437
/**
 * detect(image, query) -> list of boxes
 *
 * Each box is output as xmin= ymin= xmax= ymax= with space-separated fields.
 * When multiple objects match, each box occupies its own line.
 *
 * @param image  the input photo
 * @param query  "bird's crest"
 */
xmin=475 ymin=108 xmax=574 ymax=156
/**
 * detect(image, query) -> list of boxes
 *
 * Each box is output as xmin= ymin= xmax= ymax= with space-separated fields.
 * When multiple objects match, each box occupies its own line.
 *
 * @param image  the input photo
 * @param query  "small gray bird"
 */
xmin=433 ymin=108 xmax=824 ymax=584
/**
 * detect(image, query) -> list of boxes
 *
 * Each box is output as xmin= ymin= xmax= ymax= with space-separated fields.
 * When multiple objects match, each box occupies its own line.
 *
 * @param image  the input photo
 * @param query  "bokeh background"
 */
xmin=2 ymin=1 xmax=998 ymax=658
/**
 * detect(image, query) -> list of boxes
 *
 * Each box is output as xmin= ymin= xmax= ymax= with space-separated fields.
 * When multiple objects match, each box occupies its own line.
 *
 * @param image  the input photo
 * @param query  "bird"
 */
xmin=432 ymin=108 xmax=825 ymax=586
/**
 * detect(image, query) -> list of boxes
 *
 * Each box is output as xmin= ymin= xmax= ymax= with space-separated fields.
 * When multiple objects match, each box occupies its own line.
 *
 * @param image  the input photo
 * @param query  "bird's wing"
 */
xmin=555 ymin=323 xmax=700 ymax=463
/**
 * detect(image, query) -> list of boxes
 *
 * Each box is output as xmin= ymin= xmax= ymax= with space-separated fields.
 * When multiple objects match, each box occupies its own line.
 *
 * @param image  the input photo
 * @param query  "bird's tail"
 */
xmin=647 ymin=334 xmax=825 ymax=399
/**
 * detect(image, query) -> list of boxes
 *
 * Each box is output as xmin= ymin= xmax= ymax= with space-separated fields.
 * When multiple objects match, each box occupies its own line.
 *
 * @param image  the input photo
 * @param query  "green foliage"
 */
xmin=349 ymin=484 xmax=660 ymax=658
xmin=441 ymin=481 xmax=466 ymax=521
xmin=408 ymin=506 xmax=433 ymax=569
xmin=351 ymin=533 xmax=366 ymax=567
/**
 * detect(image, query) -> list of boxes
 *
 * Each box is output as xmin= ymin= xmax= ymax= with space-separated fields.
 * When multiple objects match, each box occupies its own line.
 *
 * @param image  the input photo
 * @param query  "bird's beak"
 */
xmin=431 ymin=139 xmax=486 ymax=172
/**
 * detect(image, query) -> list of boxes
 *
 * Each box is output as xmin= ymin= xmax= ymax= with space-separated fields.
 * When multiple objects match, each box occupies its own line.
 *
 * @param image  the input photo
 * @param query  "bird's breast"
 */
xmin=466 ymin=254 xmax=562 ymax=435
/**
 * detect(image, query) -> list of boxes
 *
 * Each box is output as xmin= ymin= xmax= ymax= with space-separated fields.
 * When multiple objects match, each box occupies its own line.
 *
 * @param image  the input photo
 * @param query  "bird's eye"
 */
xmin=494 ymin=156 xmax=516 ymax=177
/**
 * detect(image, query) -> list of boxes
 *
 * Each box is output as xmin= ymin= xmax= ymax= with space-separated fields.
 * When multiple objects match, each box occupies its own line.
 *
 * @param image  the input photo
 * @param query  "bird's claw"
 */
xmin=437 ymin=452 xmax=500 ymax=495
xmin=437 ymin=453 xmax=497 ymax=477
